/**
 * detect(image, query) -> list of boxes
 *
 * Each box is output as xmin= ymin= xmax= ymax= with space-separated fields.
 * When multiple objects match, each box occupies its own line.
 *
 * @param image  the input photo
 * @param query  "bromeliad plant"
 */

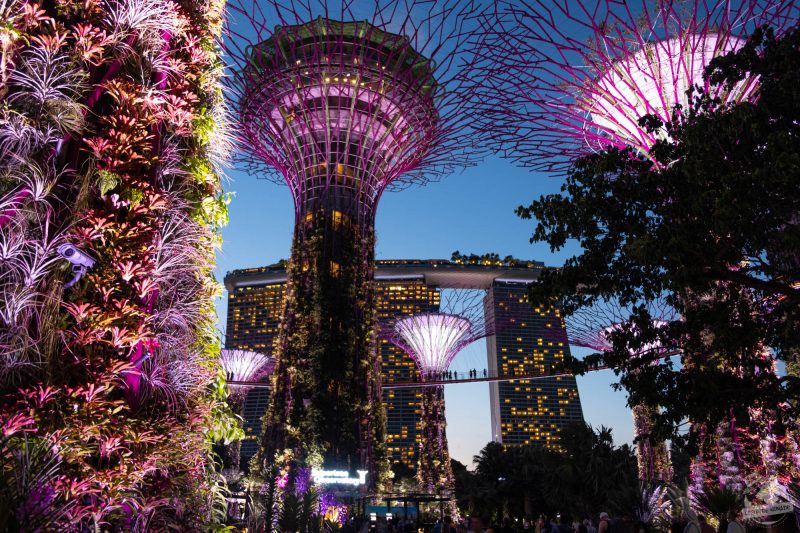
xmin=0 ymin=0 xmax=236 ymax=528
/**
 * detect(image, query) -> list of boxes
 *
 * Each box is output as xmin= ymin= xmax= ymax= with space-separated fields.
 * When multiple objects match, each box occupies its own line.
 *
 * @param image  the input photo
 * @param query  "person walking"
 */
xmin=499 ymin=517 xmax=515 ymax=533
xmin=697 ymin=516 xmax=714 ymax=533
xmin=535 ymin=515 xmax=546 ymax=533
xmin=469 ymin=515 xmax=486 ymax=533
xmin=683 ymin=510 xmax=700 ymax=533
xmin=725 ymin=511 xmax=745 ymax=533
xmin=598 ymin=513 xmax=610 ymax=533
xmin=557 ymin=515 xmax=572 ymax=533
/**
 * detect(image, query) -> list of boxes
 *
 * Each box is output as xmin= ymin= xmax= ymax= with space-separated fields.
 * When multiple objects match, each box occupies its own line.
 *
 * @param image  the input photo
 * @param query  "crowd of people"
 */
xmin=426 ymin=369 xmax=488 ymax=381
xmin=344 ymin=509 xmax=753 ymax=533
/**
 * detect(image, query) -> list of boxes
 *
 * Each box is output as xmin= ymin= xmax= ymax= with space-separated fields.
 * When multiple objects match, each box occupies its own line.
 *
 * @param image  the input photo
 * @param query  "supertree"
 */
xmin=381 ymin=289 xmax=491 ymax=510
xmin=222 ymin=0 xmax=484 ymax=490
xmin=471 ymin=0 xmax=800 ymax=171
xmin=473 ymin=0 xmax=800 ymax=497
xmin=219 ymin=349 xmax=276 ymax=476
xmin=221 ymin=349 xmax=277 ymax=410
xmin=0 ymin=0 xmax=236 ymax=527
xmin=566 ymin=298 xmax=678 ymax=484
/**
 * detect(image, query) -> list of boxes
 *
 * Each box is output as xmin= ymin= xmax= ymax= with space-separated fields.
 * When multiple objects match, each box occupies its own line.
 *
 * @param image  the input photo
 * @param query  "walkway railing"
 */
xmin=227 ymin=360 xmax=611 ymax=391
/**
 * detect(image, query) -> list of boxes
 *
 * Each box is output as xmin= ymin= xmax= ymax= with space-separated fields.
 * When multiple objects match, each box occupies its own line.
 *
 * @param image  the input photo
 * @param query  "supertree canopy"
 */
xmin=218 ymin=349 xmax=276 ymax=476
xmin=392 ymin=315 xmax=473 ymax=378
xmin=472 ymin=0 xmax=800 ymax=170
xmin=223 ymin=0 xmax=483 ymax=490
xmin=220 ymin=349 xmax=276 ymax=403
xmin=566 ymin=298 xmax=677 ymax=484
xmin=382 ymin=289 xmax=491 ymax=503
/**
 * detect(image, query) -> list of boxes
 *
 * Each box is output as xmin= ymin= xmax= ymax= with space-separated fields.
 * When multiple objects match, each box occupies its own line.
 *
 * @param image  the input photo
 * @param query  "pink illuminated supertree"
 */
xmin=567 ymin=298 xmax=678 ymax=484
xmin=218 ymin=349 xmax=276 ymax=476
xmin=220 ymin=349 xmax=277 ymax=409
xmin=382 ymin=289 xmax=491 ymax=506
xmin=222 ymin=0 xmax=484 ymax=490
xmin=472 ymin=0 xmax=800 ymax=170
xmin=474 ymin=0 xmax=800 ymax=500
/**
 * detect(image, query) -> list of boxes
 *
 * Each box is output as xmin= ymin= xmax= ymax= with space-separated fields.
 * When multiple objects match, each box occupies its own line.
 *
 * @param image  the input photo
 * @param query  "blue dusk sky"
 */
xmin=214 ymin=157 xmax=635 ymax=467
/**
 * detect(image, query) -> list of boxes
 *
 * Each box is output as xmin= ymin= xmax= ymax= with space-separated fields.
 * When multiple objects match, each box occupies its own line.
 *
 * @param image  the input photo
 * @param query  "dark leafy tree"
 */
xmin=452 ymin=459 xmax=479 ymax=515
xmin=391 ymin=461 xmax=416 ymax=482
xmin=463 ymin=424 xmax=638 ymax=522
xmin=669 ymin=441 xmax=692 ymax=487
xmin=519 ymin=26 xmax=800 ymax=447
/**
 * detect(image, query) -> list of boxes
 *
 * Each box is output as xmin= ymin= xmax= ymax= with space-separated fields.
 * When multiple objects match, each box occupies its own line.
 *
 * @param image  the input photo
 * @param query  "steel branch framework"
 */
xmin=221 ymin=0 xmax=486 ymax=488
xmin=566 ymin=297 xmax=678 ymax=484
xmin=471 ymin=0 xmax=800 ymax=171
xmin=566 ymin=298 xmax=678 ymax=355
xmin=220 ymin=349 xmax=276 ymax=401
xmin=381 ymin=289 xmax=491 ymax=502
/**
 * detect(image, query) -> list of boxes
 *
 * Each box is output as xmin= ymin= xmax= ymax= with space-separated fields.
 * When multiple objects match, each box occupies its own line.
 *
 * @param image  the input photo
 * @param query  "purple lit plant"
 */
xmin=319 ymin=492 xmax=347 ymax=527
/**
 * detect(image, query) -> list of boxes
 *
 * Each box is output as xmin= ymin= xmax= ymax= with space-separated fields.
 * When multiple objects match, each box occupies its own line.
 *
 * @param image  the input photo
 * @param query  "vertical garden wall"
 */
xmin=0 ymin=0 xmax=236 ymax=528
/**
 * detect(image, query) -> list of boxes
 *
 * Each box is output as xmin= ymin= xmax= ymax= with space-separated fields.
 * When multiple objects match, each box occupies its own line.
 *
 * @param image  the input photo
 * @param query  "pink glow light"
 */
xmin=393 ymin=314 xmax=473 ymax=377
xmin=585 ymin=33 xmax=752 ymax=155
xmin=219 ymin=349 xmax=275 ymax=383
xmin=471 ymin=0 xmax=800 ymax=171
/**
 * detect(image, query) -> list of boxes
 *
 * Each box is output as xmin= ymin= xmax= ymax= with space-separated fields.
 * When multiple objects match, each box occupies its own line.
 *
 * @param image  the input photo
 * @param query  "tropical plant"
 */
xmin=465 ymin=424 xmax=639 ymax=522
xmin=0 ymin=414 xmax=75 ymax=530
xmin=634 ymin=483 xmax=672 ymax=530
xmin=692 ymin=485 xmax=745 ymax=522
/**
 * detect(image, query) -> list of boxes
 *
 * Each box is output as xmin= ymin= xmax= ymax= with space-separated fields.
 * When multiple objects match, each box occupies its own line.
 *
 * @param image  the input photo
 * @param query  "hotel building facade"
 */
xmin=224 ymin=259 xmax=584 ymax=469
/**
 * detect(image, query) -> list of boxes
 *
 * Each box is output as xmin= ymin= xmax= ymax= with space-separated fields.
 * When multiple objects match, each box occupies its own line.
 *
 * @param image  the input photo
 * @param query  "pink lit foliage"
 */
xmin=567 ymin=297 xmax=677 ymax=484
xmin=222 ymin=0 xmax=486 ymax=227
xmin=0 ymin=0 xmax=233 ymax=526
xmin=0 ymin=42 xmax=84 ymax=380
xmin=471 ymin=0 xmax=800 ymax=171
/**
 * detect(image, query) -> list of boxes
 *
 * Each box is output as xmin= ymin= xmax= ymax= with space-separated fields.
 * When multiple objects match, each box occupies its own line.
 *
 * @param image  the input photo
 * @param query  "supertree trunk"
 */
xmin=418 ymin=385 xmax=458 ymax=518
xmin=257 ymin=213 xmax=387 ymax=488
xmin=221 ymin=393 xmax=247 ymax=475
xmin=632 ymin=404 xmax=673 ymax=484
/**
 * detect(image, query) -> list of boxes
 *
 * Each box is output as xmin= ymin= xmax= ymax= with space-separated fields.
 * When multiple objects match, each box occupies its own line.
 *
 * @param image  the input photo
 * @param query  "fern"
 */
xmin=278 ymin=491 xmax=301 ymax=533
xmin=0 ymin=426 xmax=73 ymax=531
xmin=299 ymin=487 xmax=320 ymax=533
